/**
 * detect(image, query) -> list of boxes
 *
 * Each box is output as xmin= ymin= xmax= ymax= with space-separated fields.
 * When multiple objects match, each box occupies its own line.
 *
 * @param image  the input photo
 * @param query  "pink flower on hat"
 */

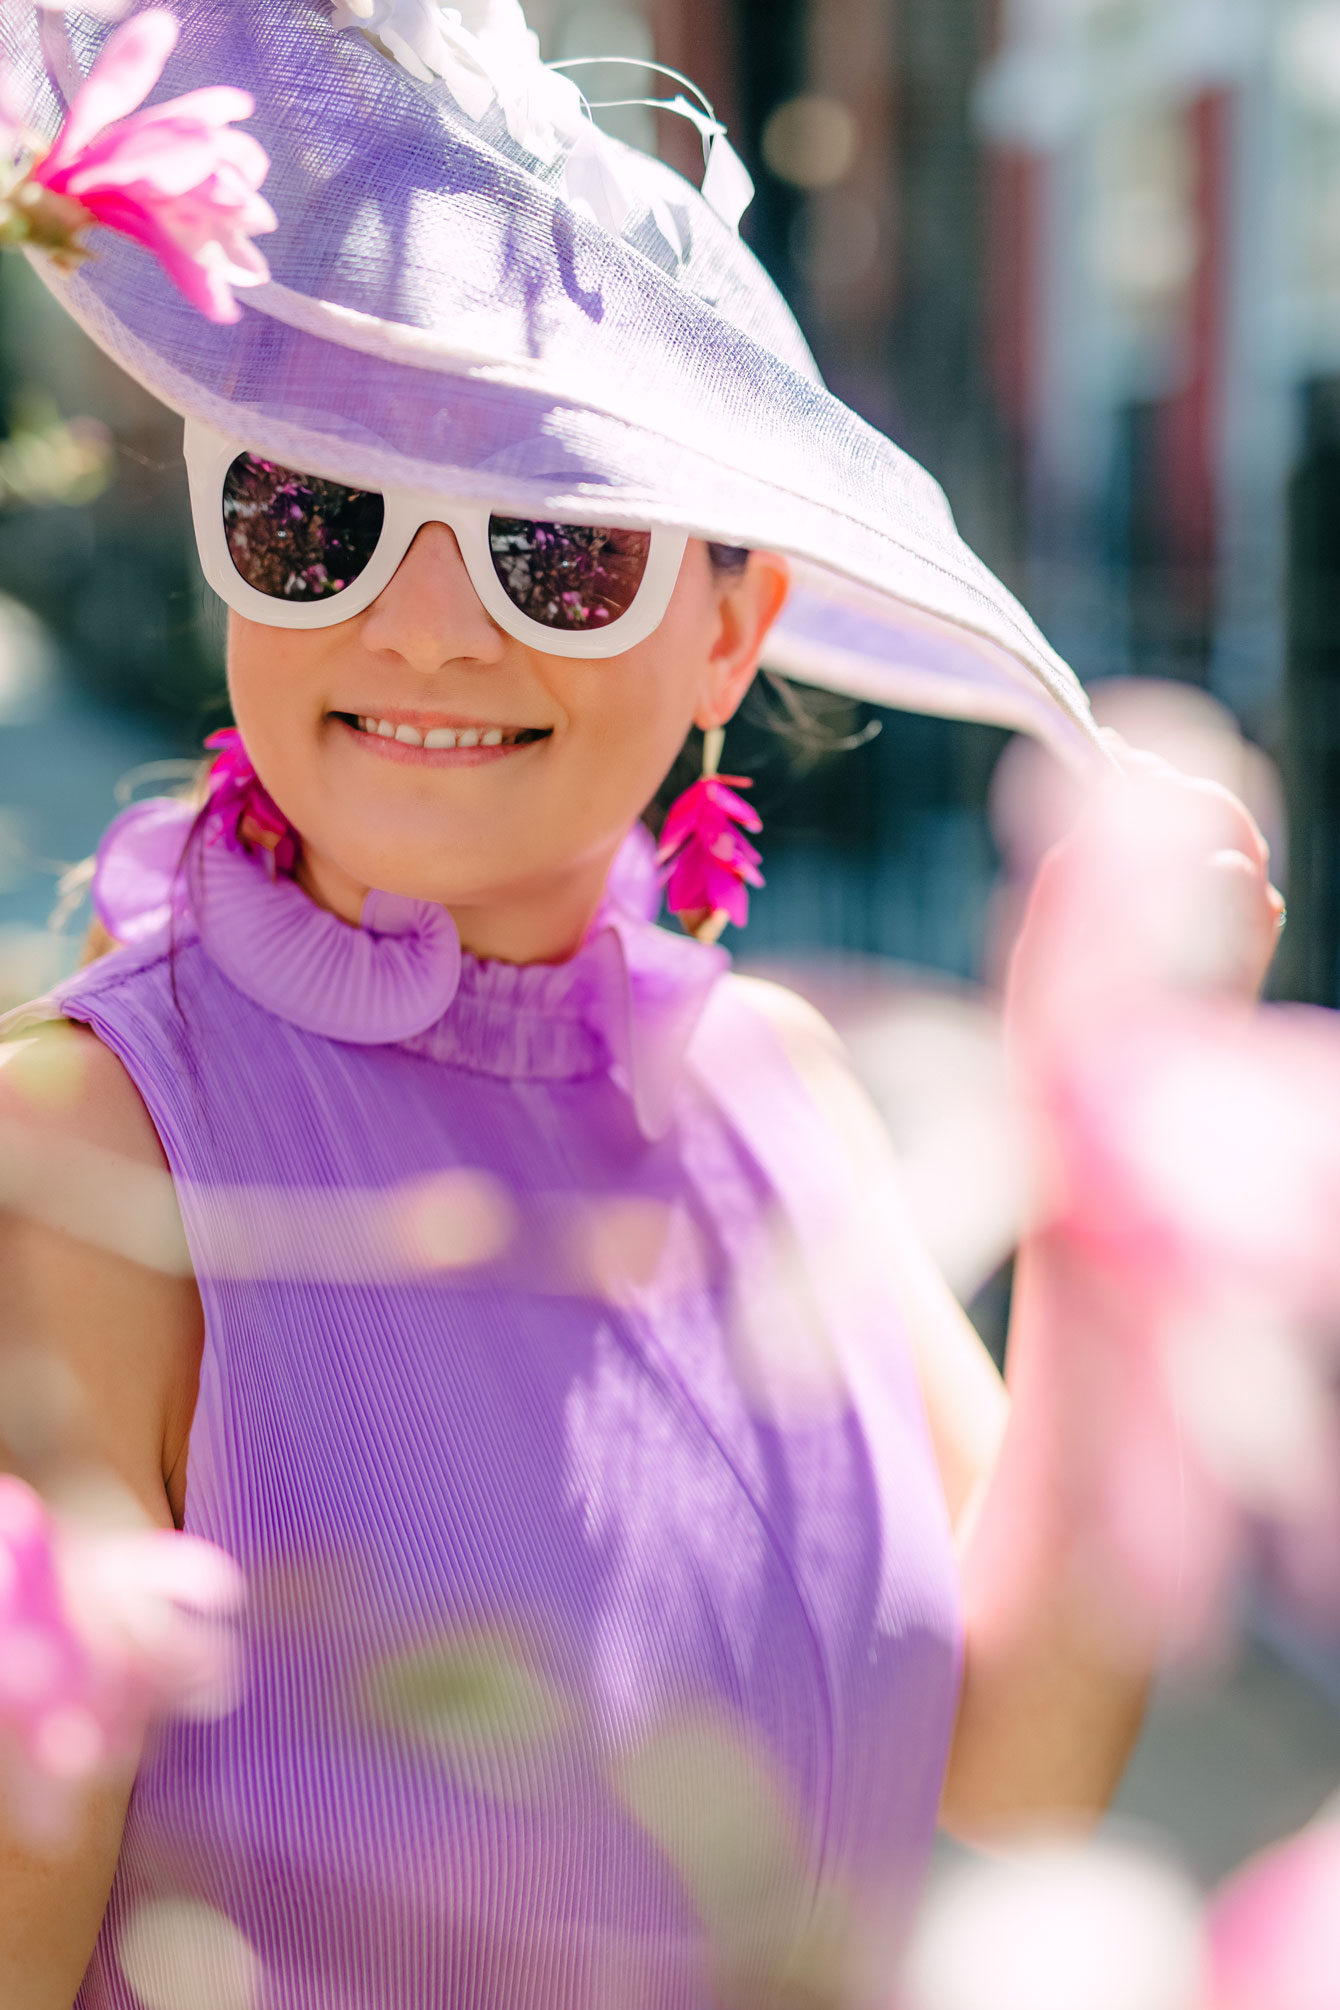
xmin=4 ymin=8 xmax=276 ymax=323
xmin=0 ymin=1476 xmax=244 ymax=1788
xmin=657 ymin=773 xmax=764 ymax=931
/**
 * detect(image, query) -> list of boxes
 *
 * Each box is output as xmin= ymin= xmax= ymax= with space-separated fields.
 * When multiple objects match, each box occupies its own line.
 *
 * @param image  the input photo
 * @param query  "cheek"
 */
xmin=555 ymin=644 xmax=703 ymax=813
xmin=568 ymin=580 xmax=715 ymax=769
xmin=226 ymin=620 xmax=329 ymax=803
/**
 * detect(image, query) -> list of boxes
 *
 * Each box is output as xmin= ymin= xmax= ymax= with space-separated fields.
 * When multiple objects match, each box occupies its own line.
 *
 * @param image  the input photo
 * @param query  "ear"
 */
xmin=695 ymin=552 xmax=791 ymax=733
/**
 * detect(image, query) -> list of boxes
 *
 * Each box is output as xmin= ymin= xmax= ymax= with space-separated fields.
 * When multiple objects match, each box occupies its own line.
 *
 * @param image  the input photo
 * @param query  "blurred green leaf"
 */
xmin=364 ymin=1625 xmax=574 ymax=1754
xmin=613 ymin=1710 xmax=860 ymax=2008
xmin=0 ymin=389 xmax=114 ymax=511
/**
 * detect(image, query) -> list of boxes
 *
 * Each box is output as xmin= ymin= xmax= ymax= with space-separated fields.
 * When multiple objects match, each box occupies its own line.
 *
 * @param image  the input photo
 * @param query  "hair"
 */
xmin=707 ymin=543 xmax=751 ymax=579
xmin=701 ymin=543 xmax=879 ymax=763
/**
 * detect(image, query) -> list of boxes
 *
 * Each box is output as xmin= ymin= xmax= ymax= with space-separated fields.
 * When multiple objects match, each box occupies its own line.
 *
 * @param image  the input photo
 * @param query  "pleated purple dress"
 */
xmin=53 ymin=804 xmax=962 ymax=2009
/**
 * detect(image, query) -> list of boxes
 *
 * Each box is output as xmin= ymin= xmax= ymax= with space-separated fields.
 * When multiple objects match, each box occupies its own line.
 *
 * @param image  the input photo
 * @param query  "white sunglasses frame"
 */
xmin=183 ymin=420 xmax=690 ymax=660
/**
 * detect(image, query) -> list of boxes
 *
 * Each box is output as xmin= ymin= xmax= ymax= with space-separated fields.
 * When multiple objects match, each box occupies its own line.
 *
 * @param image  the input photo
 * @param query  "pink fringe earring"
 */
xmin=204 ymin=728 xmax=298 ymax=878
xmin=657 ymin=726 xmax=764 ymax=946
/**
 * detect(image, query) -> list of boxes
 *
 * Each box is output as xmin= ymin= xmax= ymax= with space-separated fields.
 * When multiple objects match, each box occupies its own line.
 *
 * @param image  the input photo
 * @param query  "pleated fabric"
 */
xmin=55 ymin=902 xmax=961 ymax=2008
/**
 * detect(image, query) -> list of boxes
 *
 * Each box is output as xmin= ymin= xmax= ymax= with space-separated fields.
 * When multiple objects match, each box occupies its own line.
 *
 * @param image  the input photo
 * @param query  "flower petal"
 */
xmin=31 ymin=43 xmax=274 ymax=325
xmin=44 ymin=8 xmax=179 ymax=170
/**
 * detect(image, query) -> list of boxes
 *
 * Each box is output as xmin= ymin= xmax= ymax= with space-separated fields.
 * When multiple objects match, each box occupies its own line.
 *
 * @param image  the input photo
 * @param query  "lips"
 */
xmin=331 ymin=711 xmax=553 ymax=761
xmin=352 ymin=713 xmax=547 ymax=750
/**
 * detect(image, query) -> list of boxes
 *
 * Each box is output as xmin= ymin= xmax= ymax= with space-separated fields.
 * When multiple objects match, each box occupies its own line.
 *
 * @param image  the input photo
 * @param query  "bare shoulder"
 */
xmin=723 ymin=972 xmax=1008 ymax=1529
xmin=722 ymin=974 xmax=900 ymax=1165
xmin=722 ymin=973 xmax=848 ymax=1065
xmin=0 ymin=1017 xmax=200 ymax=1532
xmin=0 ymin=1017 xmax=169 ymax=1167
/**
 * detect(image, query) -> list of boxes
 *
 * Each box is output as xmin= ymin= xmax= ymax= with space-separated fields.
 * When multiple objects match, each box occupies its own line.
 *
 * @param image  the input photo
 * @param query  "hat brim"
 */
xmin=10 ymin=0 xmax=1106 ymax=770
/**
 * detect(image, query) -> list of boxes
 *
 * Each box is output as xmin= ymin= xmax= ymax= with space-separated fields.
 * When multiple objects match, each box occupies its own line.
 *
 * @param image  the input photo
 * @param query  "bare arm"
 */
xmin=736 ymin=978 xmax=1149 ymax=1844
xmin=0 ymin=1024 xmax=203 ymax=2006
xmin=0 ymin=1771 xmax=140 ymax=2010
xmin=935 ymin=1234 xmax=1152 ymax=1843
xmin=934 ymin=764 xmax=1287 ymax=1842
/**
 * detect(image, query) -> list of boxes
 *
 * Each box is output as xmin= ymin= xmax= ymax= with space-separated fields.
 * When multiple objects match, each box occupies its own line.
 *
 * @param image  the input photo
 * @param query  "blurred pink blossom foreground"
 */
xmin=1206 ymin=1819 xmax=1340 ymax=2010
xmin=34 ymin=0 xmax=132 ymax=17
xmin=897 ymin=1822 xmax=1340 ymax=2010
xmin=0 ymin=1475 xmax=243 ymax=1788
xmin=0 ymin=8 xmax=275 ymax=322
xmin=1004 ymin=764 xmax=1340 ymax=1653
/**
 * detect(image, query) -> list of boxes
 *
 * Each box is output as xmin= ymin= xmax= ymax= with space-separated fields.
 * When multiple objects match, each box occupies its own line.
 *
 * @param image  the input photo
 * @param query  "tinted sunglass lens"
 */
xmin=488 ymin=519 xmax=652 ymax=632
xmin=222 ymin=454 xmax=386 ymax=603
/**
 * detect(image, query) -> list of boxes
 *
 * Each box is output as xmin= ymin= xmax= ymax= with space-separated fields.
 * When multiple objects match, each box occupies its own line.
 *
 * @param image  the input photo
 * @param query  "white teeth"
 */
xmin=360 ymin=717 xmax=527 ymax=749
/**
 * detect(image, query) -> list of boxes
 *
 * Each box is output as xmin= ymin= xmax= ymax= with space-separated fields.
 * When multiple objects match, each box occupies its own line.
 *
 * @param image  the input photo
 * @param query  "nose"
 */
xmin=359 ymin=521 xmax=506 ymax=673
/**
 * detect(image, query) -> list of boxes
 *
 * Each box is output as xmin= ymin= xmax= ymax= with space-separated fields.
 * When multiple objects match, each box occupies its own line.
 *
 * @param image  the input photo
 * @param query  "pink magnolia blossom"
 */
xmin=0 ymin=1475 xmax=243 ymax=1788
xmin=205 ymin=727 xmax=297 ymax=875
xmin=35 ymin=1 xmax=132 ymax=17
xmin=1003 ymin=769 xmax=1340 ymax=1652
xmin=657 ymin=774 xmax=764 ymax=930
xmin=1205 ymin=1820 xmax=1340 ymax=2010
xmin=8 ymin=8 xmax=275 ymax=323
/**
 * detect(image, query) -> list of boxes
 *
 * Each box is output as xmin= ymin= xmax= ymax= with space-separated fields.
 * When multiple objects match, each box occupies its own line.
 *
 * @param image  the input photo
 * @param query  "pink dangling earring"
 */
xmin=657 ymin=725 xmax=764 ymax=946
xmin=203 ymin=728 xmax=298 ymax=880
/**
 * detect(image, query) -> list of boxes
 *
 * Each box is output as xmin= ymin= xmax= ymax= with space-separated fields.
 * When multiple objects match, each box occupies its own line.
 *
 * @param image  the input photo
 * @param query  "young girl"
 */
xmin=0 ymin=2 xmax=1282 ymax=2005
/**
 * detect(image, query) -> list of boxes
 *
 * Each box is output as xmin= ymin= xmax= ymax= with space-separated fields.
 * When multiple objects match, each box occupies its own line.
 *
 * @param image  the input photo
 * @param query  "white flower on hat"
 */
xmin=329 ymin=0 xmax=752 ymax=241
xmin=332 ymin=0 xmax=583 ymax=164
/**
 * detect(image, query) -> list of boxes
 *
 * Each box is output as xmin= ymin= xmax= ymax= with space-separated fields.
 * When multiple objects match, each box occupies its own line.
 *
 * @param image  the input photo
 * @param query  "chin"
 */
xmin=337 ymin=848 xmax=496 ymax=906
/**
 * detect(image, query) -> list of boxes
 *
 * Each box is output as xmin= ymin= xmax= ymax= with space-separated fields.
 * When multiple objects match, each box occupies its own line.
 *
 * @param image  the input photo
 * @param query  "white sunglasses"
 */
xmin=184 ymin=420 xmax=690 ymax=659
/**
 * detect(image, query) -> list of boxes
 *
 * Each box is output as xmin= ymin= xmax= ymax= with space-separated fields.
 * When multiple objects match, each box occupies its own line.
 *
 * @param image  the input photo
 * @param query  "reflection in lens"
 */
xmin=222 ymin=454 xmax=385 ymax=603
xmin=489 ymin=519 xmax=652 ymax=632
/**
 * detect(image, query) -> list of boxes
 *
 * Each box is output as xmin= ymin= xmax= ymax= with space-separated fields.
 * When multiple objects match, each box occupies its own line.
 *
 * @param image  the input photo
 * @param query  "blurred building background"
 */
xmin=1 ymin=0 xmax=1338 ymax=1884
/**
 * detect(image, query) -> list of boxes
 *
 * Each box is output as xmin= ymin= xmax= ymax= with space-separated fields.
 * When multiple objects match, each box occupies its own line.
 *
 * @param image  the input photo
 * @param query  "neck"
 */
xmin=296 ymin=845 xmax=617 ymax=967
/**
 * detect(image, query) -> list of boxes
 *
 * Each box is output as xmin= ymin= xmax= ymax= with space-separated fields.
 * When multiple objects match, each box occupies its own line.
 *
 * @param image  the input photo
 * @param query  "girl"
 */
xmin=0 ymin=2 xmax=1281 ymax=2005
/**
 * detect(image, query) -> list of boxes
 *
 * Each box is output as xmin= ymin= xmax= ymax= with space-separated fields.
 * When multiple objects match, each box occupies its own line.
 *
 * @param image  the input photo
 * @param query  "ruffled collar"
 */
xmin=88 ymin=796 xmax=727 ymax=1141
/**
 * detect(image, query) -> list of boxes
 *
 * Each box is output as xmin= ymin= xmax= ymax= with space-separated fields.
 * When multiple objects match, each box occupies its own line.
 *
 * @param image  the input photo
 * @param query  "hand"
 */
xmin=997 ymin=745 xmax=1303 ymax=1655
xmin=1005 ymin=738 xmax=1284 ymax=1073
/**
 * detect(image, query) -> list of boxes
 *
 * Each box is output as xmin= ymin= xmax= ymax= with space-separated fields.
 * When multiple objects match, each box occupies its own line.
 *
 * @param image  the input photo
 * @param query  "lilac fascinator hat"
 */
xmin=1 ymin=0 xmax=1104 ymax=767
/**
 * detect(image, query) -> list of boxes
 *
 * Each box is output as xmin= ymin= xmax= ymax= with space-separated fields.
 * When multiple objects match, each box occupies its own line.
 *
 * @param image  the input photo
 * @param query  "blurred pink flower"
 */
xmin=657 ymin=774 xmax=764 ymax=930
xmin=10 ymin=8 xmax=275 ymax=323
xmin=35 ymin=0 xmax=132 ymax=16
xmin=0 ymin=1475 xmax=243 ymax=1787
xmin=1003 ymin=771 xmax=1339 ymax=1651
xmin=1205 ymin=1820 xmax=1340 ymax=2010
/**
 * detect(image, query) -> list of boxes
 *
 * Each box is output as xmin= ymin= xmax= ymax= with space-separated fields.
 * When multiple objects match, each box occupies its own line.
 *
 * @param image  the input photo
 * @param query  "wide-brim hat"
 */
xmin=2 ymin=0 xmax=1104 ymax=767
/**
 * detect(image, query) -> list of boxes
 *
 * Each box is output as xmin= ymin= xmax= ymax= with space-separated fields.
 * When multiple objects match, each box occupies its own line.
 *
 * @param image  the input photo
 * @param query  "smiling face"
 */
xmin=226 ymin=524 xmax=790 ymax=964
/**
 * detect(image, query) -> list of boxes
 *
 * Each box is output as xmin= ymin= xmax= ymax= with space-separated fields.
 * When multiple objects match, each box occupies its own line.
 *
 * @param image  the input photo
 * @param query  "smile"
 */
xmin=332 ymin=712 xmax=553 ymax=758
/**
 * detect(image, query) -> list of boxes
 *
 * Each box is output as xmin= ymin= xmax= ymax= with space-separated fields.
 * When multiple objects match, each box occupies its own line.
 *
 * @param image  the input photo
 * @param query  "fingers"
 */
xmin=1100 ymin=732 xmax=1273 ymax=876
xmin=1006 ymin=754 xmax=1284 ymax=1046
xmin=1201 ymin=849 xmax=1285 ymax=995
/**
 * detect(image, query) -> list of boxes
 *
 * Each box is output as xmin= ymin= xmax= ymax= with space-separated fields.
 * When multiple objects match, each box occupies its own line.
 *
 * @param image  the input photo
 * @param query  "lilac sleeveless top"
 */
xmin=54 ymin=805 xmax=961 ymax=2008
